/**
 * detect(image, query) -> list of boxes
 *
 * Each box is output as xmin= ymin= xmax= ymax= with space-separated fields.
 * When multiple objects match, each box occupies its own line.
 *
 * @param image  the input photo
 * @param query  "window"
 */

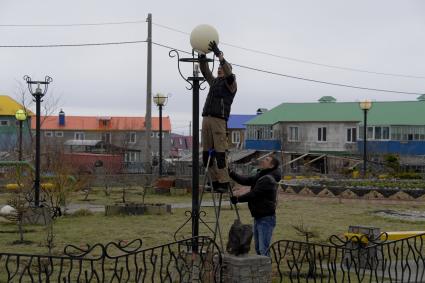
xmin=374 ymin=126 xmax=390 ymax=140
xmin=124 ymin=152 xmax=137 ymax=162
xmin=171 ymin=139 xmax=174 ymax=145
xmin=288 ymin=127 xmax=299 ymax=141
xmin=347 ymin=128 xmax=357 ymax=143
xmin=375 ymin=127 xmax=390 ymax=140
xmin=382 ymin=127 xmax=390 ymax=140
xmin=179 ymin=138 xmax=183 ymax=145
xmin=367 ymin=127 xmax=374 ymax=139
xmin=102 ymin=132 xmax=111 ymax=143
xmin=55 ymin=131 xmax=64 ymax=137
xmin=75 ymin=132 xmax=85 ymax=140
xmin=44 ymin=131 xmax=53 ymax=137
xmin=231 ymin=131 xmax=241 ymax=144
xmin=0 ymin=120 xmax=9 ymax=126
xmin=375 ymin=127 xmax=382 ymax=140
xmin=127 ymin=132 xmax=136 ymax=143
xmin=256 ymin=129 xmax=263 ymax=140
xmin=318 ymin=127 xmax=327 ymax=142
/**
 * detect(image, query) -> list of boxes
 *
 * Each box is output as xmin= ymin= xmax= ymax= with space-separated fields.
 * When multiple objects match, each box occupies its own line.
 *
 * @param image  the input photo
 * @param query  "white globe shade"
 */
xmin=359 ymin=99 xmax=372 ymax=110
xmin=0 ymin=205 xmax=16 ymax=215
xmin=153 ymin=93 xmax=168 ymax=106
xmin=190 ymin=24 xmax=219 ymax=54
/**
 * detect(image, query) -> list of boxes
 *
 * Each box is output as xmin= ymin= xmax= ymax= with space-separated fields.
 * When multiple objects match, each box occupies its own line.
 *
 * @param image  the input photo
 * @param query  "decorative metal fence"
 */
xmin=4 ymin=233 xmax=425 ymax=282
xmin=269 ymin=232 xmax=425 ymax=282
xmin=0 ymin=236 xmax=222 ymax=283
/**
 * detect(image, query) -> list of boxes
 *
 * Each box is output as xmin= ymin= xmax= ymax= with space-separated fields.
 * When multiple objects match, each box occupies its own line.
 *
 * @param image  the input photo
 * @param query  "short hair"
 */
xmin=268 ymin=156 xmax=280 ymax=170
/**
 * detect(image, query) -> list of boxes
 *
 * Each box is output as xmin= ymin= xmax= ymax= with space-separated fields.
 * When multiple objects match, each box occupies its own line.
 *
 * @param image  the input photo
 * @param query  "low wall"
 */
xmin=280 ymin=183 xmax=425 ymax=200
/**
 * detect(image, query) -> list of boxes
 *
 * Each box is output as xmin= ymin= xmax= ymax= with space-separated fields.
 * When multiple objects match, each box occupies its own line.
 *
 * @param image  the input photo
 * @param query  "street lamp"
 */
xmin=169 ymin=24 xmax=218 ymax=252
xmin=24 ymin=75 xmax=53 ymax=207
xmin=359 ymin=99 xmax=372 ymax=178
xmin=153 ymin=93 xmax=168 ymax=176
xmin=15 ymin=109 xmax=27 ymax=161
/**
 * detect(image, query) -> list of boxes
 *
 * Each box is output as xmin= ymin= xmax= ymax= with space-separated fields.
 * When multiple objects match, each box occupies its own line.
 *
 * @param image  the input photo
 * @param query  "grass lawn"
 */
xmin=1 ymin=191 xmax=425 ymax=256
xmin=0 ymin=186 xmax=215 ymax=206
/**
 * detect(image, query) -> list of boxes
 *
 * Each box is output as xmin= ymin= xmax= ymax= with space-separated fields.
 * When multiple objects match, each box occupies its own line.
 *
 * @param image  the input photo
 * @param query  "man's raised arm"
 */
xmin=199 ymin=55 xmax=214 ymax=85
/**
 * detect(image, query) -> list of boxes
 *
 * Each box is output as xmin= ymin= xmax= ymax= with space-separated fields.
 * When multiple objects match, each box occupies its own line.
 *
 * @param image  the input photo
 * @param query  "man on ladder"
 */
xmin=199 ymin=41 xmax=237 ymax=192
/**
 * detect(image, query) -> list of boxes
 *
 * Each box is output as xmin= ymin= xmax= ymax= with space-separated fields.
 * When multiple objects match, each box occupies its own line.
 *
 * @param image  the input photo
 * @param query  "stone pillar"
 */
xmin=222 ymin=254 xmax=272 ymax=283
xmin=22 ymin=206 xmax=52 ymax=225
xmin=344 ymin=225 xmax=382 ymax=269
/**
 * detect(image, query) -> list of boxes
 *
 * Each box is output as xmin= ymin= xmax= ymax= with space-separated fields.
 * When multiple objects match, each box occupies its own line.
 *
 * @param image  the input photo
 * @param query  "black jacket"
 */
xmin=200 ymin=58 xmax=237 ymax=121
xmin=201 ymin=77 xmax=236 ymax=120
xmin=230 ymin=168 xmax=281 ymax=219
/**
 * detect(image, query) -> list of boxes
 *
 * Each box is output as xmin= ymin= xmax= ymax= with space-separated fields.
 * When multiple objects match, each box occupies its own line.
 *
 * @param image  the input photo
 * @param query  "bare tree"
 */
xmin=5 ymin=165 xmax=33 ymax=244
xmin=292 ymin=219 xmax=320 ymax=278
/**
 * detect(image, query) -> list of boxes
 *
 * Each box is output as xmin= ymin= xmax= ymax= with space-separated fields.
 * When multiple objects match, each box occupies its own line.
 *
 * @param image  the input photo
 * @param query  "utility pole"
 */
xmin=145 ymin=13 xmax=152 ymax=173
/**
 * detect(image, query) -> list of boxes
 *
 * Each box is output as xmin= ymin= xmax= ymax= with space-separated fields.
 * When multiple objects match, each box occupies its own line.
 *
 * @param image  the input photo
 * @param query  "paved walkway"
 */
xmin=0 ymin=201 xmax=231 ymax=214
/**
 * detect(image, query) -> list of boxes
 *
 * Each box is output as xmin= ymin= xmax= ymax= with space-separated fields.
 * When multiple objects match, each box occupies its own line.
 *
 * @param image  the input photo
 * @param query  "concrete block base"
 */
xmin=222 ymin=254 xmax=272 ymax=283
xmin=22 ymin=207 xmax=52 ymax=225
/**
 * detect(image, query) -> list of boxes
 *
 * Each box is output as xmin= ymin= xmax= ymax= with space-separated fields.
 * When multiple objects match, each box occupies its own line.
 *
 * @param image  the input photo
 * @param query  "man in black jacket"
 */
xmin=229 ymin=156 xmax=281 ymax=256
xmin=199 ymin=41 xmax=237 ymax=192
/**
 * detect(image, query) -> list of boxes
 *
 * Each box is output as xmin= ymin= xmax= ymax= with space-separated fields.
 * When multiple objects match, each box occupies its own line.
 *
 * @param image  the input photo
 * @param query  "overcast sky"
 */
xmin=1 ymin=0 xmax=424 ymax=135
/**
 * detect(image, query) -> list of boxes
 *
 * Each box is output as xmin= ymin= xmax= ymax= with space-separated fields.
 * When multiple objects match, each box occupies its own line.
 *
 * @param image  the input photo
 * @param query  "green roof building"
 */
xmin=245 ymin=98 xmax=425 ymax=158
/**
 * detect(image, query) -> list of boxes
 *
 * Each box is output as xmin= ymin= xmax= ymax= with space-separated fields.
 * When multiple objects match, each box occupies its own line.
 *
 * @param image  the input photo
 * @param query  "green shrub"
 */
xmin=384 ymin=154 xmax=400 ymax=172
xmin=392 ymin=172 xmax=422 ymax=180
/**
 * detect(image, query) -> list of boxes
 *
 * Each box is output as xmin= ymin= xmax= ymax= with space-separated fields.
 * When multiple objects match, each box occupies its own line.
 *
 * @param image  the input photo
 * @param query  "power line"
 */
xmin=0 ymin=20 xmax=147 ymax=27
xmin=152 ymin=41 xmax=425 ymax=96
xmin=0 ymin=36 xmax=422 ymax=95
xmin=152 ymin=22 xmax=425 ymax=80
xmin=3 ymin=19 xmax=422 ymax=79
xmin=0 ymin=40 xmax=147 ymax=48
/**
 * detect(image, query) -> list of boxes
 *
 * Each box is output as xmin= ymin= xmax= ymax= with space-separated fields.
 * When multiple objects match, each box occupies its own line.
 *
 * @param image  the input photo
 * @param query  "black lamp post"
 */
xmin=15 ymin=109 xmax=27 ymax=161
xmin=359 ymin=100 xmax=372 ymax=178
xmin=169 ymin=26 xmax=217 ymax=253
xmin=153 ymin=93 xmax=168 ymax=176
xmin=24 ymin=75 xmax=53 ymax=207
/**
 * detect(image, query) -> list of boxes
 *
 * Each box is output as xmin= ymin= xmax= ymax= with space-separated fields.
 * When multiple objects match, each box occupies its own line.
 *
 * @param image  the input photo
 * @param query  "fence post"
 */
xmin=344 ymin=225 xmax=382 ymax=269
xmin=222 ymin=254 xmax=272 ymax=283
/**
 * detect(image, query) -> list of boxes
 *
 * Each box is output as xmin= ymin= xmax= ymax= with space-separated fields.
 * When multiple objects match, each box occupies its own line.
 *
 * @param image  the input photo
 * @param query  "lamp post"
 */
xmin=153 ymin=93 xmax=168 ymax=176
xmin=15 ymin=109 xmax=27 ymax=161
xmin=169 ymin=24 xmax=218 ymax=253
xmin=359 ymin=99 xmax=372 ymax=178
xmin=24 ymin=75 xmax=53 ymax=207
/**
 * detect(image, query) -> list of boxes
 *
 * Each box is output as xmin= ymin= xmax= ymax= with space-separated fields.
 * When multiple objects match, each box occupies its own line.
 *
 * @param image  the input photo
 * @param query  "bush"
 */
xmin=392 ymin=172 xmax=422 ymax=180
xmin=384 ymin=154 xmax=400 ymax=172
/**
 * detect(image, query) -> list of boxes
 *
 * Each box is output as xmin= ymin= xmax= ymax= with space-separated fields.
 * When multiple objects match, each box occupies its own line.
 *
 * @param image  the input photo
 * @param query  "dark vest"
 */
xmin=202 ymin=77 xmax=236 ymax=120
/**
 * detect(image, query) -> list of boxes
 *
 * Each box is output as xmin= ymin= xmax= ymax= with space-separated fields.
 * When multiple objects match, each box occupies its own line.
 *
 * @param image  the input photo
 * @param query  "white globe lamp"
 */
xmin=190 ymin=24 xmax=219 ymax=54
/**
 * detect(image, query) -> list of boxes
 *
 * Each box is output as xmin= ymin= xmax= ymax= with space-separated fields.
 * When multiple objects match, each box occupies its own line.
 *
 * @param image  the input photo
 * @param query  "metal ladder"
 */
xmin=199 ymin=149 xmax=240 ymax=252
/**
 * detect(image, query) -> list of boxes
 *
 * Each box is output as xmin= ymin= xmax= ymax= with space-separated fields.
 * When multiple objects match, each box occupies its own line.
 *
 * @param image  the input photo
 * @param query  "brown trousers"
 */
xmin=202 ymin=116 xmax=231 ymax=183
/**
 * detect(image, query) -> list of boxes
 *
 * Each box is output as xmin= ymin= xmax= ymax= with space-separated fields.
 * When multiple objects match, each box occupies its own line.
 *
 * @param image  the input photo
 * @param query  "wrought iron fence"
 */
xmin=269 ymin=232 xmax=425 ymax=282
xmin=0 ymin=236 xmax=222 ymax=283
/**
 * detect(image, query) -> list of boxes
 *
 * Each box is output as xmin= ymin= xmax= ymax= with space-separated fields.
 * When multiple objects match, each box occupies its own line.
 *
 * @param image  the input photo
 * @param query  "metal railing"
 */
xmin=269 ymin=232 xmax=425 ymax=282
xmin=0 ymin=236 xmax=222 ymax=282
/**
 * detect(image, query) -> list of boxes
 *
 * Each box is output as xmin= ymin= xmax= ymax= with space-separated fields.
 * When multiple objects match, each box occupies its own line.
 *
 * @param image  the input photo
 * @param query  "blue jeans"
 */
xmin=253 ymin=215 xmax=276 ymax=256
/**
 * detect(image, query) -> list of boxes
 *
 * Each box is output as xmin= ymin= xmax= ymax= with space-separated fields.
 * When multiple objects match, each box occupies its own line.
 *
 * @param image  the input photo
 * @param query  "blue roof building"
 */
xmin=227 ymin=114 xmax=256 ymax=149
